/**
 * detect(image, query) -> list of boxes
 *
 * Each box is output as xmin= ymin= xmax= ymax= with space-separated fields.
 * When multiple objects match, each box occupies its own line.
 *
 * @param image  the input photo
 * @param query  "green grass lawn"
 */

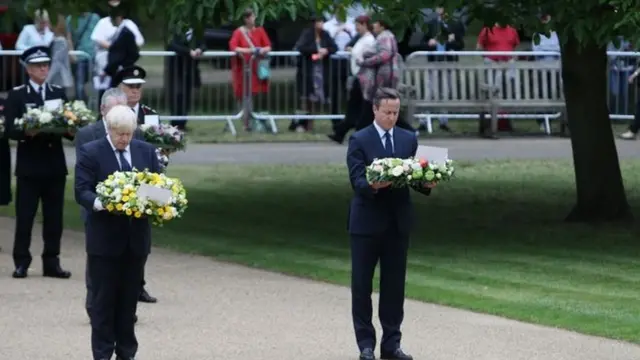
xmin=2 ymin=160 xmax=640 ymax=343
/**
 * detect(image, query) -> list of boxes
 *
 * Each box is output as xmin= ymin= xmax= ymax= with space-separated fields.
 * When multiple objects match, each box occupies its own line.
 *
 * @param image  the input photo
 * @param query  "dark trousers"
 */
xmin=86 ymin=254 xmax=148 ymax=314
xmin=350 ymin=228 xmax=409 ymax=352
xmin=630 ymin=100 xmax=640 ymax=133
xmin=169 ymin=81 xmax=193 ymax=130
xmin=88 ymin=252 xmax=146 ymax=360
xmin=0 ymin=138 xmax=10 ymax=206
xmin=13 ymin=176 xmax=66 ymax=268
xmin=333 ymin=80 xmax=365 ymax=140
xmin=330 ymin=57 xmax=350 ymax=129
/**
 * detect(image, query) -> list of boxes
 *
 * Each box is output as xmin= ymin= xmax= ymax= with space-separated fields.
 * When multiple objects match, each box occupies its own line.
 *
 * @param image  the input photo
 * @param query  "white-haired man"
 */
xmin=75 ymin=105 xmax=161 ymax=360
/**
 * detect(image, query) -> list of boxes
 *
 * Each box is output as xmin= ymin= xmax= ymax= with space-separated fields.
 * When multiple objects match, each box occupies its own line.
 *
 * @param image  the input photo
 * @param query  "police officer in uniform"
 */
xmin=111 ymin=65 xmax=159 ymax=303
xmin=4 ymin=46 xmax=72 ymax=279
xmin=112 ymin=65 xmax=158 ymax=125
xmin=0 ymin=97 xmax=11 ymax=208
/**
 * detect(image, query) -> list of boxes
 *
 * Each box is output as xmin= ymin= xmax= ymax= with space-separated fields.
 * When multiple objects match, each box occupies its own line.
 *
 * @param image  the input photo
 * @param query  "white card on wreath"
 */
xmin=137 ymin=183 xmax=172 ymax=205
xmin=144 ymin=115 xmax=159 ymax=126
xmin=415 ymin=145 xmax=448 ymax=164
xmin=44 ymin=99 xmax=62 ymax=111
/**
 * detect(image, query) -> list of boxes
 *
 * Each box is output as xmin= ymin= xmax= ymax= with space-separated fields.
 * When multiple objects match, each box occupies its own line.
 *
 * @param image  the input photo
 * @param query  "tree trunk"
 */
xmin=561 ymin=34 xmax=633 ymax=223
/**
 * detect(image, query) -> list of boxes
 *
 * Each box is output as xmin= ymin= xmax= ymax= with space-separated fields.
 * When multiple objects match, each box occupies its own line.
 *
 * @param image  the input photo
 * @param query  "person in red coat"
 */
xmin=229 ymin=8 xmax=272 ymax=131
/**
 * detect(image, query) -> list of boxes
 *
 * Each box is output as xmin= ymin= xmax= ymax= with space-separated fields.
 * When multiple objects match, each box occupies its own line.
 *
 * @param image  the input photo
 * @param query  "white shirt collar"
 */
xmin=131 ymin=103 xmax=140 ymax=116
xmin=373 ymin=121 xmax=393 ymax=139
xmin=29 ymin=80 xmax=46 ymax=94
xmin=106 ymin=134 xmax=131 ymax=154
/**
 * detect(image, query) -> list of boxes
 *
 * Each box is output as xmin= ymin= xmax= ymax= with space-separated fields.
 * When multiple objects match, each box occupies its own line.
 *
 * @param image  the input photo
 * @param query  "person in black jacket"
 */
xmin=290 ymin=15 xmax=338 ymax=132
xmin=0 ymin=97 xmax=10 ymax=207
xmin=4 ymin=46 xmax=73 ymax=279
xmin=165 ymin=28 xmax=204 ymax=130
xmin=104 ymin=5 xmax=140 ymax=81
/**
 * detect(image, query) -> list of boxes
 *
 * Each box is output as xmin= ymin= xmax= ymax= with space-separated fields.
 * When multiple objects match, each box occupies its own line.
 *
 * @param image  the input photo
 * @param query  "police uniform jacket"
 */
xmin=4 ymin=83 xmax=71 ymax=178
xmin=136 ymin=103 xmax=157 ymax=125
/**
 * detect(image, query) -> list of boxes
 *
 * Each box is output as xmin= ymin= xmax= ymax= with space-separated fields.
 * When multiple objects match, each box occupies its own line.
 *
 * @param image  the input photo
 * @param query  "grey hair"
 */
xmin=100 ymin=88 xmax=128 ymax=116
xmin=105 ymin=105 xmax=137 ymax=132
xmin=372 ymin=87 xmax=400 ymax=108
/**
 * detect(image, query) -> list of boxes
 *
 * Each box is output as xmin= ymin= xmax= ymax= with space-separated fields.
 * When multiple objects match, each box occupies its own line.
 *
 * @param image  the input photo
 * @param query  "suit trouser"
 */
xmin=88 ymin=251 xmax=146 ymax=360
xmin=86 ymin=255 xmax=148 ymax=313
xmin=13 ymin=176 xmax=65 ymax=268
xmin=350 ymin=227 xmax=409 ymax=352
xmin=169 ymin=80 xmax=193 ymax=129
xmin=333 ymin=80 xmax=365 ymax=140
xmin=0 ymin=138 xmax=11 ymax=206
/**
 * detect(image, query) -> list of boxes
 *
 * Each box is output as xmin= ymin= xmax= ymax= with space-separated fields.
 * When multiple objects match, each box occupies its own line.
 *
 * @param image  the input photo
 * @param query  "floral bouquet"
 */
xmin=366 ymin=157 xmax=421 ymax=188
xmin=408 ymin=158 xmax=455 ymax=187
xmin=95 ymin=168 xmax=188 ymax=226
xmin=155 ymin=148 xmax=169 ymax=173
xmin=139 ymin=124 xmax=186 ymax=153
xmin=14 ymin=101 xmax=95 ymax=134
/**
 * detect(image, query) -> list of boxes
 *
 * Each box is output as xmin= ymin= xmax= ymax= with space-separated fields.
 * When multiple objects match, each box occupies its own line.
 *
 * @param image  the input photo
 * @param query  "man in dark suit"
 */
xmin=346 ymin=88 xmax=434 ymax=360
xmin=166 ymin=28 xmax=204 ymax=130
xmin=4 ymin=45 xmax=73 ymax=279
xmin=113 ymin=66 xmax=158 ymax=128
xmin=75 ymin=87 xmax=146 ymax=319
xmin=75 ymin=104 xmax=161 ymax=360
xmin=0 ymin=97 xmax=11 ymax=207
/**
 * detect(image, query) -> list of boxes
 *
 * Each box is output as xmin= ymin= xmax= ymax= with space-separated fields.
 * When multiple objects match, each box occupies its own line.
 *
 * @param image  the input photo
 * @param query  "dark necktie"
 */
xmin=118 ymin=150 xmax=132 ymax=171
xmin=384 ymin=131 xmax=394 ymax=157
xmin=37 ymin=86 xmax=43 ymax=99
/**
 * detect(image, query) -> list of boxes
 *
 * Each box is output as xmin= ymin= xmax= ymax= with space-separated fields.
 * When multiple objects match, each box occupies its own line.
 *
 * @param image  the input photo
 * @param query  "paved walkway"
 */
xmin=1 ymin=219 xmax=640 ymax=359
xmin=2 ymin=140 xmax=640 ymax=359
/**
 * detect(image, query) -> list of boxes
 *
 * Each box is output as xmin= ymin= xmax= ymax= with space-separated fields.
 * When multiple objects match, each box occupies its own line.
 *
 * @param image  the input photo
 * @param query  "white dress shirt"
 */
xmin=373 ymin=121 xmax=394 ymax=153
xmin=93 ymin=135 xmax=132 ymax=211
xmin=131 ymin=103 xmax=140 ymax=118
xmin=15 ymin=24 xmax=54 ymax=50
xmin=29 ymin=80 xmax=46 ymax=101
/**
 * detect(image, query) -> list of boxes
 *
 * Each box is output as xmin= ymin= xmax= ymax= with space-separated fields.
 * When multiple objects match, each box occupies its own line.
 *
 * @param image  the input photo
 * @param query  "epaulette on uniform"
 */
xmin=50 ymin=84 xmax=62 ymax=89
xmin=12 ymin=85 xmax=25 ymax=90
xmin=142 ymin=104 xmax=156 ymax=113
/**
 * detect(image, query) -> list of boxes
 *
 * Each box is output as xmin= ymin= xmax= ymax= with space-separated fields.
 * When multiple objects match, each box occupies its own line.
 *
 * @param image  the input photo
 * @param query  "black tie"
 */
xmin=37 ymin=86 xmax=43 ymax=99
xmin=384 ymin=131 xmax=394 ymax=157
xmin=118 ymin=150 xmax=132 ymax=171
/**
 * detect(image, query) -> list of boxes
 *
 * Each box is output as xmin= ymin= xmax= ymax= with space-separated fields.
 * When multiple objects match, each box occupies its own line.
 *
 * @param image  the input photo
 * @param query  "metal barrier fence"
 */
xmin=1 ymin=49 xmax=639 ymax=135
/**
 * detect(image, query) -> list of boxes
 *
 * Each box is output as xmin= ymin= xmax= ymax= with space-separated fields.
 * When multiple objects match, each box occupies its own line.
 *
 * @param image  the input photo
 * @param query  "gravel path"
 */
xmin=2 ymin=139 xmax=640 ymax=359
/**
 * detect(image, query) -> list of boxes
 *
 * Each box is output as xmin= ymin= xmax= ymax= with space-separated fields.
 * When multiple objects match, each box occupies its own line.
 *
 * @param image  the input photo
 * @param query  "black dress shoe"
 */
xmin=43 ymin=265 xmax=71 ymax=279
xmin=12 ymin=266 xmax=28 ymax=278
xmin=381 ymin=348 xmax=413 ymax=360
xmin=138 ymin=288 xmax=157 ymax=303
xmin=359 ymin=347 xmax=375 ymax=360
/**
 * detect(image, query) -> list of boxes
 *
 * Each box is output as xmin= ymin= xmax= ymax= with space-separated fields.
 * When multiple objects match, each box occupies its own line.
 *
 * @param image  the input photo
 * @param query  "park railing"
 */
xmin=1 ymin=49 xmax=639 ymax=136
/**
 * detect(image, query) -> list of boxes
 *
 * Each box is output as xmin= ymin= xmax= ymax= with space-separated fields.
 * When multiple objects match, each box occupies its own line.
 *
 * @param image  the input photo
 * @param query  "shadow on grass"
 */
xmin=1 ymin=160 xmax=640 ymax=341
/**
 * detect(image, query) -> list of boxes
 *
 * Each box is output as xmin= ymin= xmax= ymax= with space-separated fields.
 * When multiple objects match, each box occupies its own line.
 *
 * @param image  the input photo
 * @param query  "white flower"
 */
xmin=436 ymin=173 xmax=442 ymax=179
xmin=372 ymin=164 xmax=384 ymax=173
xmin=39 ymin=112 xmax=53 ymax=124
xmin=391 ymin=166 xmax=404 ymax=177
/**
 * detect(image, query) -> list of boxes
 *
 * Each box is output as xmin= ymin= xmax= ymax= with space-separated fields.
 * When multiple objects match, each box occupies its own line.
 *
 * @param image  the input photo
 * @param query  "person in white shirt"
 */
xmin=328 ymin=15 xmax=376 ymax=144
xmin=90 ymin=6 xmax=144 ymax=79
xmin=15 ymin=9 xmax=54 ymax=51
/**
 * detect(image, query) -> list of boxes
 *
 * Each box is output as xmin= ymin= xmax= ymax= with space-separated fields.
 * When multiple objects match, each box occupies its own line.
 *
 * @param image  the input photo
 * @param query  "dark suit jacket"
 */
xmin=75 ymin=119 xmax=144 ymax=222
xmin=0 ymin=97 xmax=10 ymax=205
xmin=346 ymin=125 xmax=430 ymax=235
xmin=5 ymin=83 xmax=71 ymax=178
xmin=75 ymin=138 xmax=161 ymax=257
xmin=105 ymin=27 xmax=140 ymax=78
xmin=136 ymin=103 xmax=157 ymax=125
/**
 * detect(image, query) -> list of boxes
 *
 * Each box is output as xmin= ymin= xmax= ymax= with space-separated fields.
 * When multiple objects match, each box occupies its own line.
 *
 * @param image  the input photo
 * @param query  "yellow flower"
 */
xmin=129 ymin=192 xmax=137 ymax=198
xmin=125 ymin=209 xmax=132 ymax=216
xmin=122 ymin=195 xmax=130 ymax=202
xmin=116 ymin=203 xmax=123 ymax=211
xmin=108 ymin=175 xmax=114 ymax=180
xmin=157 ymin=208 xmax=164 ymax=216
xmin=136 ymin=172 xmax=145 ymax=180
xmin=106 ymin=204 xmax=114 ymax=212
xmin=134 ymin=211 xmax=142 ymax=218
xmin=122 ymin=188 xmax=129 ymax=195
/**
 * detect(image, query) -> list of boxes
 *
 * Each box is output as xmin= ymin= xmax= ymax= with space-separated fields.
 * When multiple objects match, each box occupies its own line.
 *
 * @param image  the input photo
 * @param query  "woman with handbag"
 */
xmin=229 ymin=8 xmax=272 ymax=132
